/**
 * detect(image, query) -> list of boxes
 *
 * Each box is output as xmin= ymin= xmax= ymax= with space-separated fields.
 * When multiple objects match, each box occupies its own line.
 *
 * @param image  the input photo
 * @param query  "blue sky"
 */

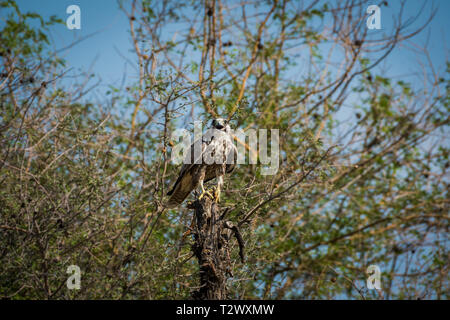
xmin=7 ymin=0 xmax=447 ymax=148
xmin=13 ymin=0 xmax=134 ymax=85
xmin=3 ymin=1 xmax=448 ymax=299
xmin=11 ymin=0 xmax=449 ymax=90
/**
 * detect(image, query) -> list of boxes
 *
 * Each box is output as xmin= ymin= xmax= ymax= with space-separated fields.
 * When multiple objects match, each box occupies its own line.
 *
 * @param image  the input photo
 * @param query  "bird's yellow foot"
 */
xmin=214 ymin=187 xmax=221 ymax=203
xmin=198 ymin=188 xmax=213 ymax=200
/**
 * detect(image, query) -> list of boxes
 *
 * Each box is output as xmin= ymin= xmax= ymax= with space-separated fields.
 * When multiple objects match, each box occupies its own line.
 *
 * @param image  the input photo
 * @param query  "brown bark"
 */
xmin=190 ymin=196 xmax=244 ymax=300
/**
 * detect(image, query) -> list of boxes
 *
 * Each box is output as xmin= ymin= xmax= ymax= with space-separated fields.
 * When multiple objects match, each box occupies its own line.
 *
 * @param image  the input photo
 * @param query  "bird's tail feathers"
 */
xmin=166 ymin=187 xmax=175 ymax=196
xmin=165 ymin=184 xmax=192 ymax=208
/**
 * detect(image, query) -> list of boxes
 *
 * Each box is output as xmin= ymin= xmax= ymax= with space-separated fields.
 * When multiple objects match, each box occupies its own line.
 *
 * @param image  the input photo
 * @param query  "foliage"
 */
xmin=0 ymin=0 xmax=448 ymax=299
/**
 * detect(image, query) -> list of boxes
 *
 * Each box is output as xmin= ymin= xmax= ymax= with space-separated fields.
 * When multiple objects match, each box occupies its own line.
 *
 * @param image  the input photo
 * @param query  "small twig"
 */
xmin=224 ymin=221 xmax=245 ymax=263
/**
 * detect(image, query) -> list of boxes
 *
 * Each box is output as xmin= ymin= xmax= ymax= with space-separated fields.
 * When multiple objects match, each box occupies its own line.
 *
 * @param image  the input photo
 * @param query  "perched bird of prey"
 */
xmin=166 ymin=118 xmax=237 ymax=208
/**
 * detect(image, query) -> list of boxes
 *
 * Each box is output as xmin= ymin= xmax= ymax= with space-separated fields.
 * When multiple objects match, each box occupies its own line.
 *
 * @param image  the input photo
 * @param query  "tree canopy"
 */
xmin=0 ymin=0 xmax=448 ymax=299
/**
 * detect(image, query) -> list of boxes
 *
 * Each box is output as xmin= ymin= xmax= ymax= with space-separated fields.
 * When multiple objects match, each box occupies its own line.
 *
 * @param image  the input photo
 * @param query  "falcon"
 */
xmin=166 ymin=118 xmax=237 ymax=208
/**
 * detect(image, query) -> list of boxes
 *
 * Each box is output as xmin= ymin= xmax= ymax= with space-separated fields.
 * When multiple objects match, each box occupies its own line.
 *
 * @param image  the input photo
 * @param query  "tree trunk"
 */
xmin=190 ymin=196 xmax=230 ymax=300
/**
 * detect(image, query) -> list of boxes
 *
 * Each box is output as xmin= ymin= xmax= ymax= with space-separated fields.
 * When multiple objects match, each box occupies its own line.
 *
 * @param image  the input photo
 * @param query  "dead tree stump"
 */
xmin=190 ymin=196 xmax=244 ymax=300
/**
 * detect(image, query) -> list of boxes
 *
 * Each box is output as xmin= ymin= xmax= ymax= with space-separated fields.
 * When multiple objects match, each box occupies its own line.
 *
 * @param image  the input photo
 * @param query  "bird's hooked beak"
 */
xmin=212 ymin=118 xmax=228 ymax=130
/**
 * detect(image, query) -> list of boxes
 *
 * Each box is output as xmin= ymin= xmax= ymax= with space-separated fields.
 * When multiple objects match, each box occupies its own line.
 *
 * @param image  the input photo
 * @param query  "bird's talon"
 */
xmin=198 ymin=190 xmax=213 ymax=200
xmin=214 ymin=188 xmax=221 ymax=203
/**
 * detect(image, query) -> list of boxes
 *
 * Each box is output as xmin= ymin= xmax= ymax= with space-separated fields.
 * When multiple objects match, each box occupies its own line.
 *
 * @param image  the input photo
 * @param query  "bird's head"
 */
xmin=211 ymin=118 xmax=231 ymax=133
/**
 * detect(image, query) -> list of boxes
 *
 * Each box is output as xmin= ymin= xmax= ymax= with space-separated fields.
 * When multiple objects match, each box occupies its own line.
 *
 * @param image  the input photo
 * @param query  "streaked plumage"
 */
xmin=166 ymin=118 xmax=237 ymax=208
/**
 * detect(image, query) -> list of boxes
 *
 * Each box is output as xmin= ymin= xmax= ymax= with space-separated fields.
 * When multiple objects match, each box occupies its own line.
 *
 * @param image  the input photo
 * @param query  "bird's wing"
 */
xmin=166 ymin=129 xmax=237 ymax=207
xmin=167 ymin=137 xmax=206 ymax=196
xmin=226 ymin=140 xmax=238 ymax=174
